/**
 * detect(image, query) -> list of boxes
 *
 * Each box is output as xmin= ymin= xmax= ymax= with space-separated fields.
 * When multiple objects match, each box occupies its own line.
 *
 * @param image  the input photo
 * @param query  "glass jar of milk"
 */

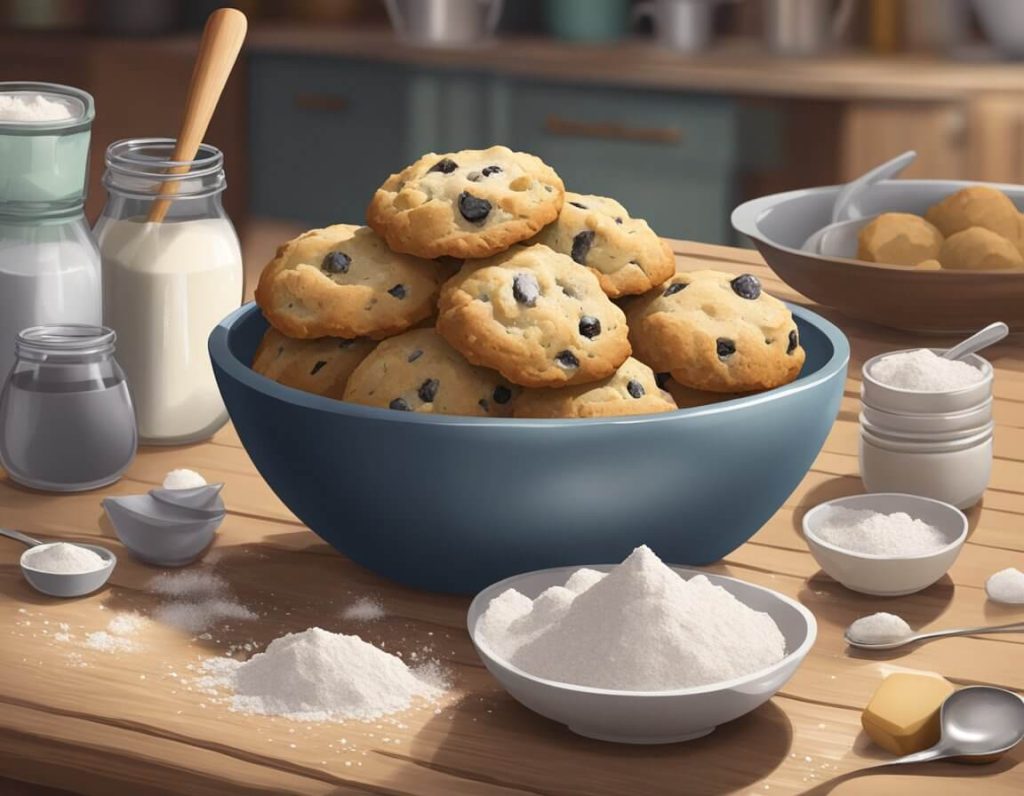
xmin=95 ymin=138 xmax=243 ymax=445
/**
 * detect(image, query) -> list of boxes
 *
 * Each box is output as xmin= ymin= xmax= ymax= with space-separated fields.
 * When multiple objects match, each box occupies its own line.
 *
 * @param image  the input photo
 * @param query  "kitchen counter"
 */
xmin=1 ymin=241 xmax=1022 ymax=795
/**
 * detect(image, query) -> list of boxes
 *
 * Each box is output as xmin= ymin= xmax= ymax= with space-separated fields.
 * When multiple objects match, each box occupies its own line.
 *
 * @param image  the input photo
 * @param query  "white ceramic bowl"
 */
xmin=467 ymin=564 xmax=816 ymax=744
xmin=803 ymin=493 xmax=968 ymax=596
xmin=20 ymin=543 xmax=116 ymax=598
xmin=861 ymin=349 xmax=993 ymax=414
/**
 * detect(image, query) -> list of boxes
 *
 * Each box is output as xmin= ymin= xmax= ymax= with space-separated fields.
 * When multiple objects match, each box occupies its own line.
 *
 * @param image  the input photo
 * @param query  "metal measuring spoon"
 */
xmin=876 ymin=687 xmax=1024 ymax=767
xmin=846 ymin=619 xmax=1024 ymax=651
xmin=0 ymin=528 xmax=116 ymax=598
xmin=941 ymin=322 xmax=1009 ymax=362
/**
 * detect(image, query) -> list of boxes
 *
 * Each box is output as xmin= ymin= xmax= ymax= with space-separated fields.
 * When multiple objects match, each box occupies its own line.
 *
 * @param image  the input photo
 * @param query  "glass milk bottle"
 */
xmin=0 ymin=82 xmax=101 ymax=383
xmin=95 ymin=138 xmax=243 ymax=445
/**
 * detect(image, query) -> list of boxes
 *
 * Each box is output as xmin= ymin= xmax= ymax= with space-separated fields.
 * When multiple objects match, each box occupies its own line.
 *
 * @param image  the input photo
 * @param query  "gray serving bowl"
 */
xmin=732 ymin=179 xmax=1024 ymax=333
xmin=210 ymin=303 xmax=849 ymax=594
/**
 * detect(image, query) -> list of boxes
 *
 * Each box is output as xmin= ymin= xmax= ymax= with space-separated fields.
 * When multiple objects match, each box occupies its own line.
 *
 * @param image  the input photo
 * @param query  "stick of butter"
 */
xmin=861 ymin=672 xmax=955 ymax=755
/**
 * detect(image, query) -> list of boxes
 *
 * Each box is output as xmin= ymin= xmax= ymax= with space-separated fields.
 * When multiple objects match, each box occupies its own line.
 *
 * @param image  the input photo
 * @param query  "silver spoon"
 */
xmin=0 ymin=528 xmax=116 ymax=598
xmin=846 ymin=619 xmax=1024 ymax=650
xmin=873 ymin=687 xmax=1024 ymax=768
xmin=832 ymin=149 xmax=917 ymax=223
xmin=942 ymin=321 xmax=1009 ymax=362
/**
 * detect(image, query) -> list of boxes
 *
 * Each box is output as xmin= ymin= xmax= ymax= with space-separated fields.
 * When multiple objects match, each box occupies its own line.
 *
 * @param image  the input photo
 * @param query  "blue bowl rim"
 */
xmin=210 ymin=301 xmax=850 ymax=429
xmin=466 ymin=562 xmax=818 ymax=698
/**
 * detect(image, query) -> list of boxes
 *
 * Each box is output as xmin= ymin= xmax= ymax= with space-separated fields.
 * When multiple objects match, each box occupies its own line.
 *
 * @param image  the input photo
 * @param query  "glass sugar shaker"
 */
xmin=0 ymin=325 xmax=137 ymax=492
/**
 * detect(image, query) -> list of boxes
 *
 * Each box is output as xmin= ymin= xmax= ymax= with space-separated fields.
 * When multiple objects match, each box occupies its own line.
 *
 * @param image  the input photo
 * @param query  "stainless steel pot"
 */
xmin=385 ymin=0 xmax=504 ymax=47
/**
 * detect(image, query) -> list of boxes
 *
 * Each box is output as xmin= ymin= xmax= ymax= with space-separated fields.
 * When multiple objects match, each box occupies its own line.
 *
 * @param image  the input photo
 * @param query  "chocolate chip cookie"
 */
xmin=628 ymin=270 xmax=804 ymax=393
xmin=251 ymin=327 xmax=376 ymax=399
xmin=255 ymin=224 xmax=444 ymax=340
xmin=531 ymin=191 xmax=676 ymax=298
xmin=367 ymin=147 xmax=565 ymax=260
xmin=513 ymin=357 xmax=676 ymax=419
xmin=342 ymin=328 xmax=518 ymax=417
xmin=437 ymin=244 xmax=631 ymax=388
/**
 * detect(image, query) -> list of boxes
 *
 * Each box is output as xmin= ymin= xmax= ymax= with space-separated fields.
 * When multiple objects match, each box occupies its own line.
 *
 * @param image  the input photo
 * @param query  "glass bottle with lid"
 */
xmin=95 ymin=137 xmax=244 ymax=445
xmin=0 ymin=82 xmax=101 ymax=384
xmin=0 ymin=325 xmax=137 ymax=492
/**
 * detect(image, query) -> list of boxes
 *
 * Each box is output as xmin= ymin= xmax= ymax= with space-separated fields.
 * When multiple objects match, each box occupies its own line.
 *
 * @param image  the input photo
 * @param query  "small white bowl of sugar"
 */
xmin=802 ymin=493 xmax=968 ymax=596
xmin=861 ymin=348 xmax=992 ymax=414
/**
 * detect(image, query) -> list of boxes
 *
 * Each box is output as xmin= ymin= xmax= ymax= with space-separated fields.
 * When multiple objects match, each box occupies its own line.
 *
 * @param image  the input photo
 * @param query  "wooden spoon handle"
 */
xmin=147 ymin=7 xmax=247 ymax=223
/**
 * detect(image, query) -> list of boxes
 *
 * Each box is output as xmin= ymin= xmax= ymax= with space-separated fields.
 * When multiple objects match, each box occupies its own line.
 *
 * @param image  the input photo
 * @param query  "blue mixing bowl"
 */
xmin=211 ymin=303 xmax=849 ymax=593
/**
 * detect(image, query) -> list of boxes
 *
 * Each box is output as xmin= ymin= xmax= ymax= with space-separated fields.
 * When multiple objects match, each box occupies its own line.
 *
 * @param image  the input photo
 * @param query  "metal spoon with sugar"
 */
xmin=0 ymin=528 xmax=116 ymax=597
xmin=941 ymin=321 xmax=1009 ymax=362
xmin=846 ymin=619 xmax=1024 ymax=651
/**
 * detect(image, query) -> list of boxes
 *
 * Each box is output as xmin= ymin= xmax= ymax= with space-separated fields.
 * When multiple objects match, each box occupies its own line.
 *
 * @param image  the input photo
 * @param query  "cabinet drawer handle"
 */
xmin=293 ymin=92 xmax=349 ymax=112
xmin=544 ymin=115 xmax=682 ymax=145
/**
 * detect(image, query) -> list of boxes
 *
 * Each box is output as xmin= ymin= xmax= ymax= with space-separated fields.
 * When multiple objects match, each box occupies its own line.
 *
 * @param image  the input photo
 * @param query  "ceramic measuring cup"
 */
xmin=1 ymin=528 xmax=116 ymax=597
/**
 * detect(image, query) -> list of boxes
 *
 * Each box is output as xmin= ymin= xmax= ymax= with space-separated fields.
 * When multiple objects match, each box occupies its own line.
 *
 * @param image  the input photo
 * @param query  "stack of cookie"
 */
xmin=253 ymin=146 xmax=806 ymax=419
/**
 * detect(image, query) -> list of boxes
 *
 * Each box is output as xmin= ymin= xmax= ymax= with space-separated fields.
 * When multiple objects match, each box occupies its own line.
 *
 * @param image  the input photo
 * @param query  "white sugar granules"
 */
xmin=341 ymin=597 xmax=386 ymax=622
xmin=22 ymin=542 xmax=105 ymax=574
xmin=162 ymin=468 xmax=207 ymax=490
xmin=0 ymin=93 xmax=75 ymax=122
xmin=986 ymin=568 xmax=1024 ymax=604
xmin=846 ymin=612 xmax=912 ymax=645
xmin=871 ymin=348 xmax=983 ymax=392
xmin=813 ymin=507 xmax=948 ymax=556
xmin=198 ymin=627 xmax=446 ymax=722
xmin=148 ymin=570 xmax=228 ymax=598
xmin=147 ymin=570 xmax=255 ymax=633
xmin=83 ymin=612 xmax=148 ymax=653
xmin=106 ymin=611 xmax=147 ymax=637
xmin=478 ymin=545 xmax=786 ymax=691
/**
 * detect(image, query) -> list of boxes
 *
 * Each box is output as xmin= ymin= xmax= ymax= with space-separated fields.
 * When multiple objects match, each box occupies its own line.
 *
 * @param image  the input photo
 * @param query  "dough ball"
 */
xmin=856 ymin=212 xmax=943 ymax=266
xmin=925 ymin=186 xmax=1021 ymax=243
xmin=915 ymin=259 xmax=943 ymax=270
xmin=938 ymin=226 xmax=1024 ymax=271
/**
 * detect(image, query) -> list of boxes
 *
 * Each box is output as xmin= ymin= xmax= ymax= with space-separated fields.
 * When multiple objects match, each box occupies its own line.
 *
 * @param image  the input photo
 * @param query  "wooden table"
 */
xmin=1 ymin=241 xmax=1022 ymax=795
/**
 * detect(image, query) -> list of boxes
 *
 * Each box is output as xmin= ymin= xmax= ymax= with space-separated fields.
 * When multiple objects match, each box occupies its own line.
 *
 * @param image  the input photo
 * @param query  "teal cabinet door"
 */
xmin=496 ymin=80 xmax=739 ymax=242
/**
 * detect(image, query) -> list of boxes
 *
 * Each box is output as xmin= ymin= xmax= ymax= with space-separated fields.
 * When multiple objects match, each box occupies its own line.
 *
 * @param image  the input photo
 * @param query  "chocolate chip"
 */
xmin=388 ymin=284 xmax=407 ymax=299
xmin=338 ymin=339 xmax=357 ymax=349
xmin=321 ymin=251 xmax=351 ymax=274
xmin=578 ymin=316 xmax=601 ymax=339
xmin=407 ymin=349 xmax=423 ymax=363
xmin=655 ymin=372 xmax=670 ymax=389
xmin=389 ymin=398 xmax=411 ymax=411
xmin=493 ymin=385 xmax=512 ymax=404
xmin=467 ymin=171 xmax=482 ymax=182
xmin=276 ymin=346 xmax=284 ymax=356
xmin=512 ymin=273 xmax=539 ymax=307
xmin=569 ymin=201 xmax=588 ymax=209
xmin=418 ymin=378 xmax=439 ymax=403
xmin=663 ymin=282 xmax=686 ymax=297
xmin=310 ymin=360 xmax=327 ymax=376
xmin=556 ymin=350 xmax=579 ymax=369
xmin=627 ymin=380 xmax=645 ymax=399
xmin=615 ymin=217 xmax=623 ymax=225
xmin=787 ymin=329 xmax=799 ymax=355
xmin=571 ymin=230 xmax=595 ymax=264
xmin=482 ymin=165 xmax=502 ymax=177
xmin=429 ymin=158 xmax=458 ymax=174
xmin=730 ymin=274 xmax=762 ymax=300
xmin=459 ymin=192 xmax=491 ymax=223
xmin=478 ymin=398 xmax=490 ymax=412
xmin=717 ymin=338 xmax=736 ymax=360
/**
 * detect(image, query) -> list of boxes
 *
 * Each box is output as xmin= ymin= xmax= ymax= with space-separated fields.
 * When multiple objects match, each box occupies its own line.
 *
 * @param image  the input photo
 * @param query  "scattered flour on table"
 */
xmin=83 ymin=612 xmax=148 ymax=653
xmin=870 ymin=348 xmax=983 ymax=392
xmin=985 ymin=567 xmax=1024 ymax=604
xmin=341 ymin=597 xmax=386 ymax=622
xmin=22 ymin=542 xmax=105 ymax=574
xmin=197 ymin=627 xmax=447 ymax=722
xmin=162 ymin=468 xmax=208 ymax=490
xmin=813 ymin=507 xmax=947 ymax=556
xmin=477 ymin=545 xmax=786 ymax=691
xmin=147 ymin=570 xmax=256 ymax=633
xmin=846 ymin=612 xmax=913 ymax=645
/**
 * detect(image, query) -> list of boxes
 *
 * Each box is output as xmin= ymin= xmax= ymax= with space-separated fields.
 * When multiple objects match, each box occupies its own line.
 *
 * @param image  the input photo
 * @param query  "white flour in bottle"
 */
xmin=98 ymin=217 xmax=242 ymax=444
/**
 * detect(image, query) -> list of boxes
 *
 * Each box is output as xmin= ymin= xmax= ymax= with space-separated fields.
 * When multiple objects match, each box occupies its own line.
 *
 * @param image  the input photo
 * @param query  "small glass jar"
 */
xmin=95 ymin=138 xmax=243 ymax=445
xmin=0 ymin=325 xmax=137 ymax=492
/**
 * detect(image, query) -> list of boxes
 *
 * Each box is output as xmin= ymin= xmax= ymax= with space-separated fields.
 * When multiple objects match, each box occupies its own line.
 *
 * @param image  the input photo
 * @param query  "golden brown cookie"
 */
xmin=661 ymin=377 xmax=746 ymax=408
xmin=513 ymin=357 xmax=676 ymax=419
xmin=255 ymin=224 xmax=445 ymax=340
xmin=627 ymin=270 xmax=804 ymax=393
xmin=915 ymin=259 xmax=943 ymax=271
xmin=938 ymin=226 xmax=1024 ymax=270
xmin=367 ymin=147 xmax=564 ymax=260
xmin=251 ymin=327 xmax=376 ymax=399
xmin=925 ymin=186 xmax=1021 ymax=246
xmin=530 ymin=192 xmax=676 ymax=298
xmin=436 ymin=244 xmax=631 ymax=388
xmin=856 ymin=213 xmax=943 ymax=266
xmin=342 ymin=328 xmax=517 ymax=417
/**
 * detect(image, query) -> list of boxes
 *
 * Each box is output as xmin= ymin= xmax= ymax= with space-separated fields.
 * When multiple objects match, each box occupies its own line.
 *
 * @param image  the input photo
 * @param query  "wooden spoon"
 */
xmin=147 ymin=7 xmax=248 ymax=223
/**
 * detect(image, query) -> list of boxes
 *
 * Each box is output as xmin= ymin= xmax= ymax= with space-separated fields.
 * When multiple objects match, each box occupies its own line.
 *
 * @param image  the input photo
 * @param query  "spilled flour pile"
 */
xmin=148 ymin=570 xmax=256 ymax=633
xmin=198 ymin=627 xmax=447 ymax=722
xmin=478 ymin=545 xmax=786 ymax=691
xmin=341 ymin=597 xmax=386 ymax=622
